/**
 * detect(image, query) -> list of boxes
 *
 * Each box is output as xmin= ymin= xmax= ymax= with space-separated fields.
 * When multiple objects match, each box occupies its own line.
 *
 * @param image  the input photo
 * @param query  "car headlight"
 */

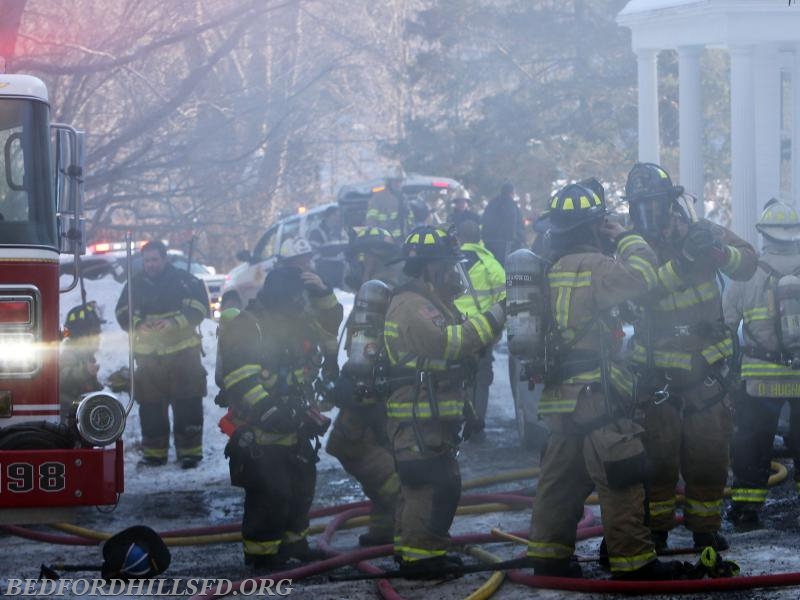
xmin=74 ymin=392 xmax=126 ymax=447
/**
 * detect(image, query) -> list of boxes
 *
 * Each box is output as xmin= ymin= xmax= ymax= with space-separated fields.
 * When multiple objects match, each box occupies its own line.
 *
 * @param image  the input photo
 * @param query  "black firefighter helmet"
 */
xmin=101 ymin=525 xmax=170 ymax=580
xmin=534 ymin=181 xmax=607 ymax=234
xmin=624 ymin=162 xmax=685 ymax=237
xmin=63 ymin=301 xmax=102 ymax=339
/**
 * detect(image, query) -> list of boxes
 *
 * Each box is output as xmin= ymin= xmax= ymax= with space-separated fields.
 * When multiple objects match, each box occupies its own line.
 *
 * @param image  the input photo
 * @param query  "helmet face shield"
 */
xmin=433 ymin=260 xmax=469 ymax=299
xmin=629 ymin=195 xmax=672 ymax=238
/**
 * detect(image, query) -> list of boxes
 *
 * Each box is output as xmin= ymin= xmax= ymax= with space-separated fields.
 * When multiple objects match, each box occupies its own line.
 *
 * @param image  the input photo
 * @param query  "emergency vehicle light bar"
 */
xmin=88 ymin=240 xmax=146 ymax=254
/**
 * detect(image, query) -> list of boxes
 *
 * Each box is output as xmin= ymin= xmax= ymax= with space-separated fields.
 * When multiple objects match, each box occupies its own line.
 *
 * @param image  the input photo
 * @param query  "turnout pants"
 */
xmin=135 ymin=348 xmax=207 ymax=461
xmin=229 ymin=441 xmax=317 ymax=559
xmin=387 ymin=419 xmax=461 ymax=563
xmin=640 ymin=379 xmax=732 ymax=534
xmin=326 ymin=405 xmax=399 ymax=539
xmin=528 ymin=385 xmax=656 ymax=575
xmin=731 ymin=393 xmax=800 ymax=508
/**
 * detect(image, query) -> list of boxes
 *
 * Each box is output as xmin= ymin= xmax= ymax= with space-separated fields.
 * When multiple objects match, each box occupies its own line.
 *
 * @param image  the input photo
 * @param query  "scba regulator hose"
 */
xmin=5 ymin=463 xmax=800 ymax=599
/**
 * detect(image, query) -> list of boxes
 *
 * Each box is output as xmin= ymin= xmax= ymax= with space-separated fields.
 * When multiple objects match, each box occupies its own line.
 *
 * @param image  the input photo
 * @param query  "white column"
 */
xmin=754 ymin=45 xmax=782 ymax=208
xmin=793 ymin=44 xmax=800 ymax=208
xmin=678 ymin=45 xmax=704 ymax=216
xmin=636 ymin=49 xmax=660 ymax=164
xmin=730 ymin=46 xmax=758 ymax=246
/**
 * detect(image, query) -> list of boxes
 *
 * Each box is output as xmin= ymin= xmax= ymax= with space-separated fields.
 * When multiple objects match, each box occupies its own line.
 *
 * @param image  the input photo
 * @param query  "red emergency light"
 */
xmin=0 ymin=299 xmax=31 ymax=324
xmin=432 ymin=181 xmax=451 ymax=188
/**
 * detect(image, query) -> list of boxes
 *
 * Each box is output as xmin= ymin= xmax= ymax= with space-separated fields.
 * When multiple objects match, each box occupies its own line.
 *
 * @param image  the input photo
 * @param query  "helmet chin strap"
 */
xmin=761 ymin=235 xmax=800 ymax=254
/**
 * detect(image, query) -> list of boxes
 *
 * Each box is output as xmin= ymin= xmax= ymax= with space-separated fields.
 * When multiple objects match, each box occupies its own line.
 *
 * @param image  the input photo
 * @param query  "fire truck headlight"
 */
xmin=75 ymin=392 xmax=126 ymax=447
xmin=0 ymin=333 xmax=39 ymax=373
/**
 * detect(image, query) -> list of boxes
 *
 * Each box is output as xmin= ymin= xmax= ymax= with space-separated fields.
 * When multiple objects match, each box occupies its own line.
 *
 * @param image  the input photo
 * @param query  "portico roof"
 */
xmin=618 ymin=0 xmax=800 ymax=50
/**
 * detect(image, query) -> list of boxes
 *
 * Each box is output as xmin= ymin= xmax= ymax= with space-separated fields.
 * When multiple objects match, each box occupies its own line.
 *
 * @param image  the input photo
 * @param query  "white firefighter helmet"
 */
xmin=756 ymin=198 xmax=800 ymax=242
xmin=278 ymin=237 xmax=314 ymax=260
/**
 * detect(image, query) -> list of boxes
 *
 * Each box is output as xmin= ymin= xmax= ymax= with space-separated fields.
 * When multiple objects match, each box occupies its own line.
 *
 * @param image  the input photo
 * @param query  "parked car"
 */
xmin=220 ymin=202 xmax=347 ymax=311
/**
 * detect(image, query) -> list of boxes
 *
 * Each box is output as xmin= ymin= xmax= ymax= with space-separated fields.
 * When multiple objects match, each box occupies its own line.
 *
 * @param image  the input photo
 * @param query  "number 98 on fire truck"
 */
xmin=0 ymin=73 xmax=126 ymax=524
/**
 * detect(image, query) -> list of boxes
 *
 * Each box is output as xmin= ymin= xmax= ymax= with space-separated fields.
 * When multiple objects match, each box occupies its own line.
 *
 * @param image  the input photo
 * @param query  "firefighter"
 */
xmin=220 ymin=265 xmax=343 ymax=569
xmin=453 ymin=216 xmax=506 ymax=442
xmin=60 ymin=301 xmax=103 ymax=420
xmin=725 ymin=199 xmax=800 ymax=526
xmin=365 ymin=166 xmax=414 ymax=241
xmin=481 ymin=181 xmax=526 ymax=266
xmin=115 ymin=240 xmax=209 ymax=469
xmin=524 ymin=181 xmax=685 ymax=580
xmin=342 ymin=227 xmax=404 ymax=293
xmin=449 ymin=191 xmax=480 ymax=228
xmin=384 ymin=225 xmax=505 ymax=576
xmin=327 ymin=227 xmax=403 ymax=547
xmin=277 ymin=236 xmax=340 ymax=382
xmin=623 ymin=163 xmax=757 ymax=551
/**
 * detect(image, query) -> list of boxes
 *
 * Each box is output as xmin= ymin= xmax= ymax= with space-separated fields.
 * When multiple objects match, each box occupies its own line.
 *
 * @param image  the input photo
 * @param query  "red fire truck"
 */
xmin=0 ymin=74 xmax=125 ymax=524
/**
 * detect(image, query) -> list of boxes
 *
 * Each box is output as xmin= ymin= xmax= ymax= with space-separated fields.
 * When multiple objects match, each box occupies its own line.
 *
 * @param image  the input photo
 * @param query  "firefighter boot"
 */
xmin=278 ymin=539 xmax=327 ymax=563
xmin=692 ymin=532 xmax=729 ymax=551
xmin=613 ymin=559 xmax=690 ymax=581
xmin=244 ymin=553 xmax=287 ymax=572
xmin=180 ymin=457 xmax=201 ymax=470
xmin=529 ymin=557 xmax=583 ymax=578
xmin=727 ymin=504 xmax=761 ymax=530
xmin=398 ymin=554 xmax=463 ymax=580
xmin=652 ymin=530 xmax=669 ymax=552
xmin=358 ymin=530 xmax=394 ymax=547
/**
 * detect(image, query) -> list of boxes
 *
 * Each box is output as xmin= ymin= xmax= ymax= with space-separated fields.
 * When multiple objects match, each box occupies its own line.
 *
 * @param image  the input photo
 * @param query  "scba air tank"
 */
xmin=347 ymin=279 xmax=392 ymax=378
xmin=777 ymin=274 xmax=800 ymax=369
xmin=505 ymin=249 xmax=548 ymax=360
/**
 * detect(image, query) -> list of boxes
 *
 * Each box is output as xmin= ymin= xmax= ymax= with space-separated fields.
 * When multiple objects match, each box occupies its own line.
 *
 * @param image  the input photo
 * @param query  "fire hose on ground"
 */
xmin=3 ymin=462 xmax=799 ymax=598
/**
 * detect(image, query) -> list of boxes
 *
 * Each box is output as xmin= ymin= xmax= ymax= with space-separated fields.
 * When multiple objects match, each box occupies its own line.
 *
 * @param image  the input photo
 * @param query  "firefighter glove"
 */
xmin=302 ymin=406 xmax=332 ymax=437
xmin=682 ymin=222 xmax=727 ymax=267
xmin=484 ymin=301 xmax=506 ymax=334
xmin=461 ymin=401 xmax=483 ymax=442
xmin=253 ymin=400 xmax=297 ymax=432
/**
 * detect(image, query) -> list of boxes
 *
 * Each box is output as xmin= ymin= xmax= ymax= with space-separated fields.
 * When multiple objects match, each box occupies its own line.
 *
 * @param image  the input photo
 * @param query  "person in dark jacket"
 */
xmin=481 ymin=182 xmax=525 ymax=266
xmin=449 ymin=192 xmax=480 ymax=228
xmin=221 ymin=266 xmax=343 ymax=569
xmin=115 ymin=240 xmax=209 ymax=469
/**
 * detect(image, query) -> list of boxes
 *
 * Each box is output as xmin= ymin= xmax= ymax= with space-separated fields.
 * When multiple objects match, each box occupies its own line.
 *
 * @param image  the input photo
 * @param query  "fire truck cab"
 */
xmin=0 ymin=74 xmax=125 ymax=524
